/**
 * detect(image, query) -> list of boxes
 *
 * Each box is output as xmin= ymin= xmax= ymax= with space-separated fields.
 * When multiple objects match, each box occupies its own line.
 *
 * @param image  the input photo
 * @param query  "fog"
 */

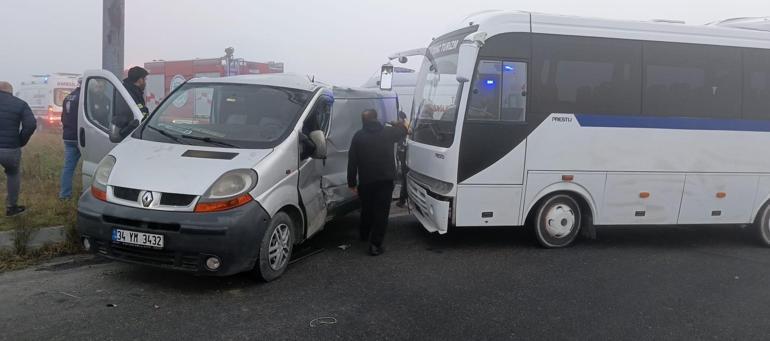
xmin=1 ymin=0 xmax=768 ymax=88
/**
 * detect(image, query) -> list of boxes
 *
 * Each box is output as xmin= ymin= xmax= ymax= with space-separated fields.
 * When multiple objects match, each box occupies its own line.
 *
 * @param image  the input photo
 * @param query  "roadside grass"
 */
xmin=0 ymin=131 xmax=83 ymax=271
xmin=0 ymin=132 xmax=81 ymax=231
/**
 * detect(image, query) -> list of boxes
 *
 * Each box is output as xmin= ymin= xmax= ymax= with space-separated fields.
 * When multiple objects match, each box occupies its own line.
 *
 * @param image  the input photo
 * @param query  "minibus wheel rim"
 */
xmin=268 ymin=223 xmax=291 ymax=271
xmin=544 ymin=204 xmax=576 ymax=238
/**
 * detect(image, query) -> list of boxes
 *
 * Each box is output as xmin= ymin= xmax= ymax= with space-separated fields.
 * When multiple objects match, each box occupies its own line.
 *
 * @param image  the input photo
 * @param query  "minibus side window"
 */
xmin=467 ymin=60 xmax=527 ymax=122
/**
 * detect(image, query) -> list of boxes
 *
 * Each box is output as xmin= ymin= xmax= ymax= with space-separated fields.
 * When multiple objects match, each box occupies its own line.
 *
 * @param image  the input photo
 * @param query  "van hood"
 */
xmin=107 ymin=138 xmax=272 ymax=195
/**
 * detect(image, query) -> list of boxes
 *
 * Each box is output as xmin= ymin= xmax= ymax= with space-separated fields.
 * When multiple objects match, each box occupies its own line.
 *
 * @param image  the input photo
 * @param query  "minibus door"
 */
xmin=78 ymin=70 xmax=144 ymax=187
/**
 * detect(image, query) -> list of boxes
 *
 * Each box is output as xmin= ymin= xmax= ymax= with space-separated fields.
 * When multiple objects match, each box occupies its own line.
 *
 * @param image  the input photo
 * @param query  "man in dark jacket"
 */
xmin=0 ymin=81 xmax=37 ymax=216
xmin=111 ymin=66 xmax=148 ymax=142
xmin=59 ymin=82 xmax=81 ymax=199
xmin=347 ymin=109 xmax=407 ymax=256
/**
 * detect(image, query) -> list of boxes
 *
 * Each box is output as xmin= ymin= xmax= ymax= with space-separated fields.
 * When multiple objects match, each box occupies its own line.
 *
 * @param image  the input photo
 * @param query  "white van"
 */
xmin=76 ymin=70 xmax=398 ymax=280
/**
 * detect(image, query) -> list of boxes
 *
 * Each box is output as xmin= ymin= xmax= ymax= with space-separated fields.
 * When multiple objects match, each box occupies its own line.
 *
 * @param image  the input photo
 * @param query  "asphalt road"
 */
xmin=2 ymin=208 xmax=770 ymax=340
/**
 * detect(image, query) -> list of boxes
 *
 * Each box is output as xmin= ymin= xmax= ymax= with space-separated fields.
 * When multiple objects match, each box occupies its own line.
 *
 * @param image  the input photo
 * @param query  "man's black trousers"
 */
xmin=358 ymin=180 xmax=394 ymax=247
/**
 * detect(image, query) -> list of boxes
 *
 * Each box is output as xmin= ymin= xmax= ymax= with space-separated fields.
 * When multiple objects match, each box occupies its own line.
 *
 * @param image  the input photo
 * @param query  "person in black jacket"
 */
xmin=59 ymin=82 xmax=81 ymax=200
xmin=111 ymin=66 xmax=148 ymax=142
xmin=347 ymin=109 xmax=407 ymax=256
xmin=0 ymin=81 xmax=37 ymax=216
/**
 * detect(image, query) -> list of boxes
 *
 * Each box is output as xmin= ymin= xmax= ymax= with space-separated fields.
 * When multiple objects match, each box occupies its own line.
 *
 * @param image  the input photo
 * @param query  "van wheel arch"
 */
xmin=277 ymin=205 xmax=305 ymax=244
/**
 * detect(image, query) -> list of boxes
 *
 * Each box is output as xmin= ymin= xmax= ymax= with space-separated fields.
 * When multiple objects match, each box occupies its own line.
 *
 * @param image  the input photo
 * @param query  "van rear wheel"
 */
xmin=534 ymin=194 xmax=581 ymax=248
xmin=254 ymin=212 xmax=294 ymax=281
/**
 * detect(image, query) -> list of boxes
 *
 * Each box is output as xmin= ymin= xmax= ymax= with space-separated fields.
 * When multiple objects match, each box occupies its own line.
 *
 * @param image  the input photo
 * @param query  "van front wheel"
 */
xmin=534 ymin=194 xmax=581 ymax=248
xmin=255 ymin=212 xmax=294 ymax=281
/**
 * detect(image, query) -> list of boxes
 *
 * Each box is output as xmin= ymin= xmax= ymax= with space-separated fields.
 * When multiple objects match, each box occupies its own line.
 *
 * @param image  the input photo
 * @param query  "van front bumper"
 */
xmin=77 ymin=191 xmax=271 ymax=276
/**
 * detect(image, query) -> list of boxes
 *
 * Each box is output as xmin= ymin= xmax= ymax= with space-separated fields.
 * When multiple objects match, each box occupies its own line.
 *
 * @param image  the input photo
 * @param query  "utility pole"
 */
xmin=102 ymin=0 xmax=125 ymax=78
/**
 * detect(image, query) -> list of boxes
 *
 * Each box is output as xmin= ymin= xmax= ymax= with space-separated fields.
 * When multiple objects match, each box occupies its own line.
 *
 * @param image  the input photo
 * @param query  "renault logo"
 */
xmin=140 ymin=191 xmax=154 ymax=208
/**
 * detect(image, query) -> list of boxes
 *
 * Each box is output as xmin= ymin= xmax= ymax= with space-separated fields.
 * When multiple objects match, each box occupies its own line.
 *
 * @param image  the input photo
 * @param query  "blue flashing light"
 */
xmin=485 ymin=79 xmax=496 ymax=86
xmin=504 ymin=65 xmax=514 ymax=72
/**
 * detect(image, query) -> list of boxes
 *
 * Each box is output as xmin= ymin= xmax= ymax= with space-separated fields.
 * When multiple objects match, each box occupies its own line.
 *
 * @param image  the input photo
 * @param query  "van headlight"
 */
xmin=91 ymin=155 xmax=116 ymax=201
xmin=195 ymin=169 xmax=258 ymax=213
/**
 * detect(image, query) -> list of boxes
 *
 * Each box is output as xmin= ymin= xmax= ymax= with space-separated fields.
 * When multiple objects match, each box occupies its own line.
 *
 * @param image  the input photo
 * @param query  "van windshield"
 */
xmin=142 ymin=83 xmax=313 ymax=149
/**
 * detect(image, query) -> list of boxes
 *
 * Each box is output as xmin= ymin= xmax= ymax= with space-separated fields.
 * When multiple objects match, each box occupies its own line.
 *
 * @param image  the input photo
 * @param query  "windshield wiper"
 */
xmin=147 ymin=125 xmax=187 ymax=145
xmin=179 ymin=134 xmax=239 ymax=148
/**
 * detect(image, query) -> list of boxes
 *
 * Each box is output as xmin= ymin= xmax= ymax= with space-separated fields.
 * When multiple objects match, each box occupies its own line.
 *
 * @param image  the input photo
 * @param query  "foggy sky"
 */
xmin=1 ymin=0 xmax=769 ymax=89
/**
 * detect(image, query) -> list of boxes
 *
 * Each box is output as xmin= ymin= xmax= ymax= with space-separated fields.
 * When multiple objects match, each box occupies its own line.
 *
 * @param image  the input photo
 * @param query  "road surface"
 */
xmin=2 ymin=209 xmax=770 ymax=340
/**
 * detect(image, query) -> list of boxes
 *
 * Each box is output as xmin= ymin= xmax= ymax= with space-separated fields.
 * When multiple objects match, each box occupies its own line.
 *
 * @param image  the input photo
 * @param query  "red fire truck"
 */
xmin=142 ymin=54 xmax=284 ymax=111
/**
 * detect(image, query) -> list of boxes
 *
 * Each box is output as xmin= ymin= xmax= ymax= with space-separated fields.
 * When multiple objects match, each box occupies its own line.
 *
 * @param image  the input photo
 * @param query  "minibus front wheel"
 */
xmin=533 ymin=194 xmax=582 ymax=248
xmin=254 ymin=212 xmax=295 ymax=281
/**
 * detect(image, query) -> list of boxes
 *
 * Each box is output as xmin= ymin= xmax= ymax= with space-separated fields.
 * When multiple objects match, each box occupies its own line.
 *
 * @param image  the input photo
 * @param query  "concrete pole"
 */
xmin=102 ymin=0 xmax=125 ymax=79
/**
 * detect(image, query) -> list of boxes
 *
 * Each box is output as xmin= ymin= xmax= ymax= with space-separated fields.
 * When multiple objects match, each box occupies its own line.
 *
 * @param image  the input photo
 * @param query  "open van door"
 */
xmin=78 ymin=70 xmax=144 ymax=187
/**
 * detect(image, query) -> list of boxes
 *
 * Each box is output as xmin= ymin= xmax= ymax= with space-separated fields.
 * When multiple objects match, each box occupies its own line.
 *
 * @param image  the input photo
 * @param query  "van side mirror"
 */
xmin=379 ymin=64 xmax=394 ymax=91
xmin=456 ymin=42 xmax=480 ymax=83
xmin=308 ymin=130 xmax=327 ymax=159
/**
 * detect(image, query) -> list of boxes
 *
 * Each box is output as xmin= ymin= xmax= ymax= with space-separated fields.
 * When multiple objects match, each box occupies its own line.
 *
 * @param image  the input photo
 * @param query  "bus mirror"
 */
xmin=456 ymin=42 xmax=479 ymax=83
xmin=379 ymin=64 xmax=394 ymax=91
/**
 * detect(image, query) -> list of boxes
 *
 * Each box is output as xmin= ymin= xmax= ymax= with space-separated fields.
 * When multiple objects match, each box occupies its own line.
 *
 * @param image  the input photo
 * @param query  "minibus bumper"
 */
xmin=407 ymin=177 xmax=451 ymax=234
xmin=77 ymin=190 xmax=271 ymax=276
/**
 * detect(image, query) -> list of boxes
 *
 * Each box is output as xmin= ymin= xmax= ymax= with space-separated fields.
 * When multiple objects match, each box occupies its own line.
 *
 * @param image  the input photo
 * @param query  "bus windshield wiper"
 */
xmin=179 ymin=134 xmax=239 ymax=148
xmin=147 ymin=125 xmax=187 ymax=145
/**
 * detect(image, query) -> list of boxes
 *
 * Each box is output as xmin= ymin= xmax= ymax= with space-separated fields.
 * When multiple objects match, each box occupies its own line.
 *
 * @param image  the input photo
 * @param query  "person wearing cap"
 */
xmin=59 ymin=80 xmax=81 ymax=200
xmin=0 ymin=81 xmax=37 ymax=216
xmin=111 ymin=66 xmax=148 ymax=142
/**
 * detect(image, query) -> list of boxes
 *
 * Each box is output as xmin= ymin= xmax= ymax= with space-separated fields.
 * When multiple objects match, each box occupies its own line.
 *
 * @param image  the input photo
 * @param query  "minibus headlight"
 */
xmin=91 ymin=155 xmax=116 ymax=202
xmin=203 ymin=169 xmax=258 ymax=200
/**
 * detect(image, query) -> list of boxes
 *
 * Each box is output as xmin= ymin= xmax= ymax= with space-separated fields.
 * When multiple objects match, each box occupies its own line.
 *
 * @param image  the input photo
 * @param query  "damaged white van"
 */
xmin=76 ymin=70 xmax=398 ymax=280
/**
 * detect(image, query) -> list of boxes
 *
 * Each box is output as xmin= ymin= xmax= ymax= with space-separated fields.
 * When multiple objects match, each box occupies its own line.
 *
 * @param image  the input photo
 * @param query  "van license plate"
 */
xmin=112 ymin=228 xmax=164 ymax=249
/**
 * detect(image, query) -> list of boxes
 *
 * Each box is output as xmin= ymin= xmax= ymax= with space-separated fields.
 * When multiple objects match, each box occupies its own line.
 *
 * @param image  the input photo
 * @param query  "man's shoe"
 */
xmin=6 ymin=206 xmax=26 ymax=217
xmin=369 ymin=244 xmax=384 ymax=256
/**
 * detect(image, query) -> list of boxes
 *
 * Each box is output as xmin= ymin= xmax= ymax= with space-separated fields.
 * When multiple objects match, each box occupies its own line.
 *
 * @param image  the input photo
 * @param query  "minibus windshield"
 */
xmin=411 ymin=50 xmax=463 ymax=148
xmin=142 ymin=83 xmax=313 ymax=149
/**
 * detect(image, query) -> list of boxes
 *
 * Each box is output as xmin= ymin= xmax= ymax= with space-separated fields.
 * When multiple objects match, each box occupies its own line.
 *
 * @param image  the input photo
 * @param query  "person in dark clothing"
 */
xmin=59 ymin=82 xmax=81 ymax=199
xmin=111 ymin=66 xmax=148 ymax=142
xmin=347 ymin=109 xmax=407 ymax=256
xmin=0 ymin=81 xmax=37 ymax=216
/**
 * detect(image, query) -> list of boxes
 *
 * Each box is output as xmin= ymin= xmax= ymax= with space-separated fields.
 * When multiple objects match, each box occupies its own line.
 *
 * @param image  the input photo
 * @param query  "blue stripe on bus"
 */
xmin=574 ymin=114 xmax=770 ymax=132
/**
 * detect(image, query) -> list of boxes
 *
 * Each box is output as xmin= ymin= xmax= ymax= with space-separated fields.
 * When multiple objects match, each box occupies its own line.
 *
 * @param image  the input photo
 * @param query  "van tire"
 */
xmin=754 ymin=203 xmax=770 ymax=246
xmin=254 ymin=212 xmax=295 ymax=282
xmin=534 ymin=194 xmax=581 ymax=248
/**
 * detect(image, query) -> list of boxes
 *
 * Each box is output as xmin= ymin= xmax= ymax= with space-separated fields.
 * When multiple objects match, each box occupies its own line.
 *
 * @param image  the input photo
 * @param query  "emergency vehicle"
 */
xmin=15 ymin=73 xmax=80 ymax=128
xmin=142 ymin=57 xmax=284 ymax=112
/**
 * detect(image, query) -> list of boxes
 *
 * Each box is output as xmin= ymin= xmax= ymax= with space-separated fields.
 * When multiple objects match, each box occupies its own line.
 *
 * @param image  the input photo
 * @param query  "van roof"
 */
xmin=332 ymin=86 xmax=398 ymax=100
xmin=187 ymin=73 xmax=326 ymax=92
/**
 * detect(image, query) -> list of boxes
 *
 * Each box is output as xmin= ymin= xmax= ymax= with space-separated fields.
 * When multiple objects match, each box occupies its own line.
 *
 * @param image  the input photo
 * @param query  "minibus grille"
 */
xmin=407 ymin=178 xmax=430 ymax=216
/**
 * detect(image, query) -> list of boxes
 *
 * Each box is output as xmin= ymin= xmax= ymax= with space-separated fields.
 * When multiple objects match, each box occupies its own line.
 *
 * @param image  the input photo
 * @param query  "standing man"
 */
xmin=347 ymin=109 xmax=407 ymax=256
xmin=0 ymin=81 xmax=37 ymax=216
xmin=59 ymin=80 xmax=81 ymax=200
xmin=111 ymin=66 xmax=148 ymax=142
